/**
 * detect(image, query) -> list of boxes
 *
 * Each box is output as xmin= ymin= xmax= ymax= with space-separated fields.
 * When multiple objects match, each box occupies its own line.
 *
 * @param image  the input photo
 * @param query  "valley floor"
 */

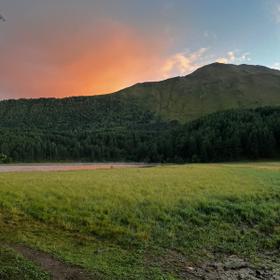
xmin=0 ymin=163 xmax=280 ymax=279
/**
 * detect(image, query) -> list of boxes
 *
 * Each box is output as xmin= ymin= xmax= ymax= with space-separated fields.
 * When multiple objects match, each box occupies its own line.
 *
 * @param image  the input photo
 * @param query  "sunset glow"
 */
xmin=1 ymin=0 xmax=280 ymax=99
xmin=0 ymin=20 xmax=168 ymax=98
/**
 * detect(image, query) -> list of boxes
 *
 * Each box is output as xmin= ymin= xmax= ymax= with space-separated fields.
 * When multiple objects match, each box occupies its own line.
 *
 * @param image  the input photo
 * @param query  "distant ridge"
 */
xmin=0 ymin=63 xmax=280 ymax=129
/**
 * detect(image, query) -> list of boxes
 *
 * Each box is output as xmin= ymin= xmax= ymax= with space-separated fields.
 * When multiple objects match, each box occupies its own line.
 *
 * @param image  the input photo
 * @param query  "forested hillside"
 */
xmin=0 ymin=107 xmax=279 ymax=163
xmin=0 ymin=96 xmax=157 ymax=131
xmin=1 ymin=63 xmax=280 ymax=163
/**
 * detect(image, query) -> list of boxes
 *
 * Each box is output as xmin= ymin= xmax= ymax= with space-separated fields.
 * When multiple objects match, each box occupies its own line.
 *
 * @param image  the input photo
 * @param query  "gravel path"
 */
xmin=0 ymin=163 xmax=154 ymax=173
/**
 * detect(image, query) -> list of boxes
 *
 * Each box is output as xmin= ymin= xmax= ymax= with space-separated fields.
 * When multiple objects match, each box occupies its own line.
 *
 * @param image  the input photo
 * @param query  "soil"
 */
xmin=10 ymin=244 xmax=280 ymax=279
xmin=182 ymin=254 xmax=280 ymax=280
xmin=11 ymin=245 xmax=96 ymax=280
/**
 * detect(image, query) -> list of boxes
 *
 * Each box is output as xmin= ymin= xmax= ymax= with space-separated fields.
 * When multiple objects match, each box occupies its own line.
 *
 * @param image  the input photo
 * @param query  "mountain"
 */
xmin=116 ymin=63 xmax=280 ymax=122
xmin=1 ymin=63 xmax=280 ymax=163
xmin=0 ymin=63 xmax=280 ymax=131
xmin=0 ymin=63 xmax=280 ymax=129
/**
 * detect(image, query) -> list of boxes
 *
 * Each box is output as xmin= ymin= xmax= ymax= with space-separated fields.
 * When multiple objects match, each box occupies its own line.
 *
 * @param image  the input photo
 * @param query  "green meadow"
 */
xmin=0 ymin=163 xmax=280 ymax=279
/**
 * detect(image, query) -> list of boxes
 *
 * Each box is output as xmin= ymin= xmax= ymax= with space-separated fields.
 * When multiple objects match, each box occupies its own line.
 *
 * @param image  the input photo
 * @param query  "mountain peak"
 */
xmin=187 ymin=63 xmax=280 ymax=81
xmin=116 ymin=62 xmax=280 ymax=122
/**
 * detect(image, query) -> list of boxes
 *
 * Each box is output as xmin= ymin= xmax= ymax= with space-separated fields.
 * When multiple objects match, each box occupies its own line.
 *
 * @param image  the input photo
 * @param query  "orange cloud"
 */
xmin=0 ymin=21 xmax=168 ymax=98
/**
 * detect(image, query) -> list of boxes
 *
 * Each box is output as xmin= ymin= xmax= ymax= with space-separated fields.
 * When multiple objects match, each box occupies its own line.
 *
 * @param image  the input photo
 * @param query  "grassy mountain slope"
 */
xmin=117 ymin=63 xmax=280 ymax=121
xmin=0 ymin=63 xmax=280 ymax=130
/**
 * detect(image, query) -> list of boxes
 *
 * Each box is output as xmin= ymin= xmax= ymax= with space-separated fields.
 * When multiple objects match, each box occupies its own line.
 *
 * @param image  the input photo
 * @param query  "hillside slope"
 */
xmin=117 ymin=63 xmax=280 ymax=121
xmin=0 ymin=63 xmax=280 ymax=130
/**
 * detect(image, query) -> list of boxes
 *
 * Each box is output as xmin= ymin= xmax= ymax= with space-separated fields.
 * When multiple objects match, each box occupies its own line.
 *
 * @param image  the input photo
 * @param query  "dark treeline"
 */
xmin=0 ymin=107 xmax=280 ymax=163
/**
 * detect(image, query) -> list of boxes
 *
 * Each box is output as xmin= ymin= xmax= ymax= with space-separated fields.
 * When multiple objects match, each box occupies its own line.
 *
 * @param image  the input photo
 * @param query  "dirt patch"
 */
xmin=182 ymin=255 xmax=280 ymax=280
xmin=10 ymin=244 xmax=280 ymax=279
xmin=11 ymin=245 xmax=96 ymax=280
xmin=146 ymin=250 xmax=280 ymax=279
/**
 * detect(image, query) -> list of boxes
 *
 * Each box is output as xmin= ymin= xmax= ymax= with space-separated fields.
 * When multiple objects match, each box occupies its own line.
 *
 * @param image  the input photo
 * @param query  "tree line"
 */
xmin=0 ymin=107 xmax=279 ymax=163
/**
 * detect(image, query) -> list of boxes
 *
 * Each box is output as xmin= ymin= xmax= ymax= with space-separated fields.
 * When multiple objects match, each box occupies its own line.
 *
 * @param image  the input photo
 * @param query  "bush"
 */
xmin=0 ymin=153 xmax=10 ymax=164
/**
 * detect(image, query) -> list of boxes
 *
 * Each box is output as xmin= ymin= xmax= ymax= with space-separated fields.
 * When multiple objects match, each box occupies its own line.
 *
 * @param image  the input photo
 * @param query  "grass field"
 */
xmin=0 ymin=163 xmax=280 ymax=279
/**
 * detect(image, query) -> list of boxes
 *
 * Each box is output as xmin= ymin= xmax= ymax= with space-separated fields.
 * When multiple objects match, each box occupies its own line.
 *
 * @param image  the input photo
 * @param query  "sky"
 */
xmin=1 ymin=0 xmax=280 ymax=99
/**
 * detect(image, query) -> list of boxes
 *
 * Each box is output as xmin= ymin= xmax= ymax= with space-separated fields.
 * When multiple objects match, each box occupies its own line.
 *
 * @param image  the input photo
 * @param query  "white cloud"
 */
xmin=216 ymin=51 xmax=251 ymax=64
xmin=271 ymin=62 xmax=280 ymax=69
xmin=161 ymin=49 xmax=251 ymax=78
xmin=239 ymin=52 xmax=251 ymax=62
xmin=161 ymin=48 xmax=208 ymax=78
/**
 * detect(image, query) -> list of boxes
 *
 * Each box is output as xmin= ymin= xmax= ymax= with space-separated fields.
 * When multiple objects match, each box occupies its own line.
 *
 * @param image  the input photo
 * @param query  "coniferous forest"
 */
xmin=0 ymin=106 xmax=279 ymax=163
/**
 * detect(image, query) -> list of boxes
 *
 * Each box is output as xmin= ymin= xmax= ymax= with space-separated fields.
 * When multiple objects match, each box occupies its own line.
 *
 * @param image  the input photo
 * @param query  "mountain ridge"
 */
xmin=114 ymin=62 xmax=280 ymax=121
xmin=0 ymin=63 xmax=280 ymax=127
